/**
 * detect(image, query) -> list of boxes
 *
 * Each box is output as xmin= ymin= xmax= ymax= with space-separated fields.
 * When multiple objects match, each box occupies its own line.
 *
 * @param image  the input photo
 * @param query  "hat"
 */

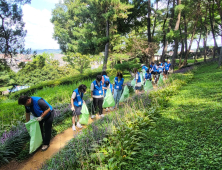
xmin=141 ymin=64 xmax=145 ymax=67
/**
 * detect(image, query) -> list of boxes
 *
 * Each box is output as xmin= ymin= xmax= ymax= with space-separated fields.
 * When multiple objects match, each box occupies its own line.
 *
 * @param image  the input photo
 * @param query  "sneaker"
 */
xmin=42 ymin=145 xmax=49 ymax=151
xmin=77 ymin=122 xmax=82 ymax=128
xmin=72 ymin=124 xmax=76 ymax=131
xmin=100 ymin=114 xmax=104 ymax=117
xmin=91 ymin=115 xmax=95 ymax=119
xmin=106 ymin=108 xmax=110 ymax=112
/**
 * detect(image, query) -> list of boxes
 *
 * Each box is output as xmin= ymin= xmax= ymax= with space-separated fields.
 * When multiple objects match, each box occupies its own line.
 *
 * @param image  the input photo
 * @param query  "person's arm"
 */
xmin=40 ymin=108 xmax=51 ymax=118
xmin=26 ymin=113 xmax=30 ymax=122
xmin=91 ymin=83 xmax=94 ymax=98
xmin=37 ymin=99 xmax=51 ymax=119
xmin=135 ymin=74 xmax=138 ymax=84
xmin=71 ymin=92 xmax=76 ymax=110
xmin=102 ymin=76 xmax=105 ymax=85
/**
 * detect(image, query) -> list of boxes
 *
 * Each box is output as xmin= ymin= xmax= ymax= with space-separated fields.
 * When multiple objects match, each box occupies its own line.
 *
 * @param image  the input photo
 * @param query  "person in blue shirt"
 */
xmin=91 ymin=75 xmax=104 ymax=118
xmin=151 ymin=62 xmax=158 ymax=83
xmin=18 ymin=95 xmax=54 ymax=151
xmin=102 ymin=80 xmax=113 ymax=111
xmin=71 ymin=84 xmax=87 ymax=131
xmin=164 ymin=60 xmax=171 ymax=79
xmin=113 ymin=72 xmax=124 ymax=109
xmin=101 ymin=71 xmax=110 ymax=85
xmin=144 ymin=69 xmax=152 ymax=82
xmin=141 ymin=64 xmax=148 ymax=72
xmin=133 ymin=68 xmax=142 ymax=94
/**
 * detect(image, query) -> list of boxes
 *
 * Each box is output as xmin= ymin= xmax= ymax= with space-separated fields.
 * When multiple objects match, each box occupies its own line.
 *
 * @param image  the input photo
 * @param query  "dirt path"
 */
xmin=0 ymin=113 xmax=107 ymax=170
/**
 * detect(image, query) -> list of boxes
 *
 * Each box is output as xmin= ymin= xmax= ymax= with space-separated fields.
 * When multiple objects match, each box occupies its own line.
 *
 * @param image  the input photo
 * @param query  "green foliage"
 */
xmin=15 ymin=53 xmax=77 ymax=86
xmin=63 ymin=53 xmax=91 ymax=74
xmin=114 ymin=58 xmax=140 ymax=72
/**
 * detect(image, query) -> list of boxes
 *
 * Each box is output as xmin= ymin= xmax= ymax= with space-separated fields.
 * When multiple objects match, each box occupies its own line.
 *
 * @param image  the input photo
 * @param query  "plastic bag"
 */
xmin=144 ymin=80 xmax=153 ymax=91
xmin=157 ymin=74 xmax=164 ymax=86
xmin=25 ymin=119 xmax=43 ymax=154
xmin=140 ymin=73 xmax=144 ymax=85
xmin=102 ymin=89 xmax=115 ymax=108
xmin=119 ymin=86 xmax=130 ymax=102
xmin=131 ymin=79 xmax=136 ymax=87
xmin=79 ymin=103 xmax=89 ymax=125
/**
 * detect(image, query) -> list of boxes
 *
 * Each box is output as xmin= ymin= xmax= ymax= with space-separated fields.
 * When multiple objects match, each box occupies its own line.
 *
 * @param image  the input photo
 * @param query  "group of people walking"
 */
xmin=17 ymin=60 xmax=171 ymax=151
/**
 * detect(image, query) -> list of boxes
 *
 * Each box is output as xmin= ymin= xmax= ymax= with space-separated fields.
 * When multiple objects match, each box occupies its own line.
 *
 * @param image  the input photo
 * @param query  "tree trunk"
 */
xmin=179 ymin=25 xmax=184 ymax=66
xmin=204 ymin=31 xmax=208 ymax=62
xmin=152 ymin=1 xmax=158 ymax=39
xmin=171 ymin=0 xmax=181 ymax=71
xmin=161 ymin=0 xmax=170 ymax=62
xmin=195 ymin=32 xmax=202 ymax=61
xmin=183 ymin=14 xmax=188 ymax=56
xmin=209 ymin=0 xmax=218 ymax=59
xmin=147 ymin=0 xmax=152 ymax=43
xmin=218 ymin=47 xmax=222 ymax=67
xmin=103 ymin=20 xmax=109 ymax=71
xmin=183 ymin=2 xmax=200 ymax=66
xmin=215 ymin=0 xmax=222 ymax=66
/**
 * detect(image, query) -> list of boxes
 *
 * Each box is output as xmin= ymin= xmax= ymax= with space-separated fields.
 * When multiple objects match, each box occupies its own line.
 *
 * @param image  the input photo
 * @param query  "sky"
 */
xmin=23 ymin=0 xmax=61 ymax=50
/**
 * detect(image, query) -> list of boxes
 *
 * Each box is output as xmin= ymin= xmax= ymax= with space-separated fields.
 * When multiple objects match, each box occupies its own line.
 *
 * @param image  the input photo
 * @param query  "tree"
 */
xmin=51 ymin=0 xmax=133 ymax=71
xmin=63 ymin=53 xmax=91 ymax=74
xmin=0 ymin=0 xmax=31 ymax=59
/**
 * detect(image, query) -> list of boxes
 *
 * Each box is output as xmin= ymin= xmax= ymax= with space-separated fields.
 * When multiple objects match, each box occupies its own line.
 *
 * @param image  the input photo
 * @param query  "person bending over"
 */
xmin=71 ymin=84 xmax=87 ymax=131
xmin=18 ymin=96 xmax=54 ymax=151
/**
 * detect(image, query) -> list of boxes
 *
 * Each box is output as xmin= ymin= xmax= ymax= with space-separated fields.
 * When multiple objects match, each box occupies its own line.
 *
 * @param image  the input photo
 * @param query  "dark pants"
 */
xmin=39 ymin=110 xmax=54 ymax=145
xmin=92 ymin=98 xmax=103 ymax=115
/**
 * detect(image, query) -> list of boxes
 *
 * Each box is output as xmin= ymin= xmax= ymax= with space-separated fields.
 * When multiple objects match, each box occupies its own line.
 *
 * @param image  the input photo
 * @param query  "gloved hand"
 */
xmin=71 ymin=106 xmax=75 ymax=111
xmin=37 ymin=117 xmax=43 ymax=122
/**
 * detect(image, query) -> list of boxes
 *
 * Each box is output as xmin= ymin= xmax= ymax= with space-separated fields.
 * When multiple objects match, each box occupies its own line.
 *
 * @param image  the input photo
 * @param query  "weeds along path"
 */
xmin=0 ymin=113 xmax=108 ymax=170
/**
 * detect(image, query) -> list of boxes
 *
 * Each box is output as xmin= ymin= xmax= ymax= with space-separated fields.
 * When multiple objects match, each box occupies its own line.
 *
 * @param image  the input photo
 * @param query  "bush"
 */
xmin=9 ymin=69 xmax=114 ymax=99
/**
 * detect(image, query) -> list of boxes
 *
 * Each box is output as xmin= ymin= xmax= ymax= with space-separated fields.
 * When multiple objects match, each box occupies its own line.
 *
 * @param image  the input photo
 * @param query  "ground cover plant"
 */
xmin=41 ymin=94 xmax=159 ymax=170
xmin=121 ymin=62 xmax=222 ymax=169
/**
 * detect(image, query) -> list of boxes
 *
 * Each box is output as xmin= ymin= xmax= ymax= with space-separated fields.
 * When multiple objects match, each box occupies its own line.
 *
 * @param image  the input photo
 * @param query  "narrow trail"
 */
xmin=0 ymin=112 xmax=109 ymax=170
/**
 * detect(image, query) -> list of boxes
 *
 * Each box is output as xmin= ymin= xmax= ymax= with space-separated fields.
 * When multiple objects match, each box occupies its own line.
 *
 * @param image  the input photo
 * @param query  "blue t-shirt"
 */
xmin=165 ymin=63 xmax=171 ymax=71
xmin=142 ymin=66 xmax=148 ymax=71
xmin=145 ymin=73 xmax=151 ymax=80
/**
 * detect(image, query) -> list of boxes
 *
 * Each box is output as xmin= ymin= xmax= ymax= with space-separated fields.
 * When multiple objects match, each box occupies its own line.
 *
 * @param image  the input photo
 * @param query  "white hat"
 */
xmin=141 ymin=64 xmax=145 ymax=67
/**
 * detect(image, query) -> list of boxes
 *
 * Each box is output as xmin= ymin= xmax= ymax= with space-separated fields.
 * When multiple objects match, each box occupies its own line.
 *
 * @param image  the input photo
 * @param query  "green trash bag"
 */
xmin=119 ymin=86 xmax=130 ymax=102
xmin=131 ymin=79 xmax=136 ymax=87
xmin=157 ymin=74 xmax=164 ymax=86
xmin=25 ymin=119 xmax=43 ymax=154
xmin=144 ymin=80 xmax=153 ymax=91
xmin=102 ymin=89 xmax=115 ymax=108
xmin=140 ymin=73 xmax=144 ymax=85
xmin=79 ymin=103 xmax=89 ymax=125
xmin=142 ymin=70 xmax=146 ymax=77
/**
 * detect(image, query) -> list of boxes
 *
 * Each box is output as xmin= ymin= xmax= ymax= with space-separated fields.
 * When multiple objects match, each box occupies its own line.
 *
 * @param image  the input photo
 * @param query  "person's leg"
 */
xmin=39 ymin=120 xmax=44 ymax=143
xmin=113 ymin=89 xmax=117 ymax=109
xmin=98 ymin=98 xmax=103 ymax=115
xmin=116 ymin=90 xmax=122 ymax=108
xmin=43 ymin=110 xmax=54 ymax=146
xmin=92 ymin=98 xmax=97 ymax=115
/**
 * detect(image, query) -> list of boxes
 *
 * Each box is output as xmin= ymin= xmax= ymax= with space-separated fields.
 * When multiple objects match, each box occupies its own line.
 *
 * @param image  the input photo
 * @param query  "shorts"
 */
xmin=135 ymin=86 xmax=142 ymax=90
xmin=73 ymin=105 xmax=82 ymax=116
xmin=151 ymin=71 xmax=157 ymax=75
xmin=164 ymin=70 xmax=169 ymax=75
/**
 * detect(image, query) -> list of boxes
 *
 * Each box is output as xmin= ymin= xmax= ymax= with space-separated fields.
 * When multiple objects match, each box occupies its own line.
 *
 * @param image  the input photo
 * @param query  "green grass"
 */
xmin=127 ymin=62 xmax=222 ymax=169
xmin=0 ymin=86 xmax=12 ymax=92
xmin=175 ymin=58 xmax=205 ymax=64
